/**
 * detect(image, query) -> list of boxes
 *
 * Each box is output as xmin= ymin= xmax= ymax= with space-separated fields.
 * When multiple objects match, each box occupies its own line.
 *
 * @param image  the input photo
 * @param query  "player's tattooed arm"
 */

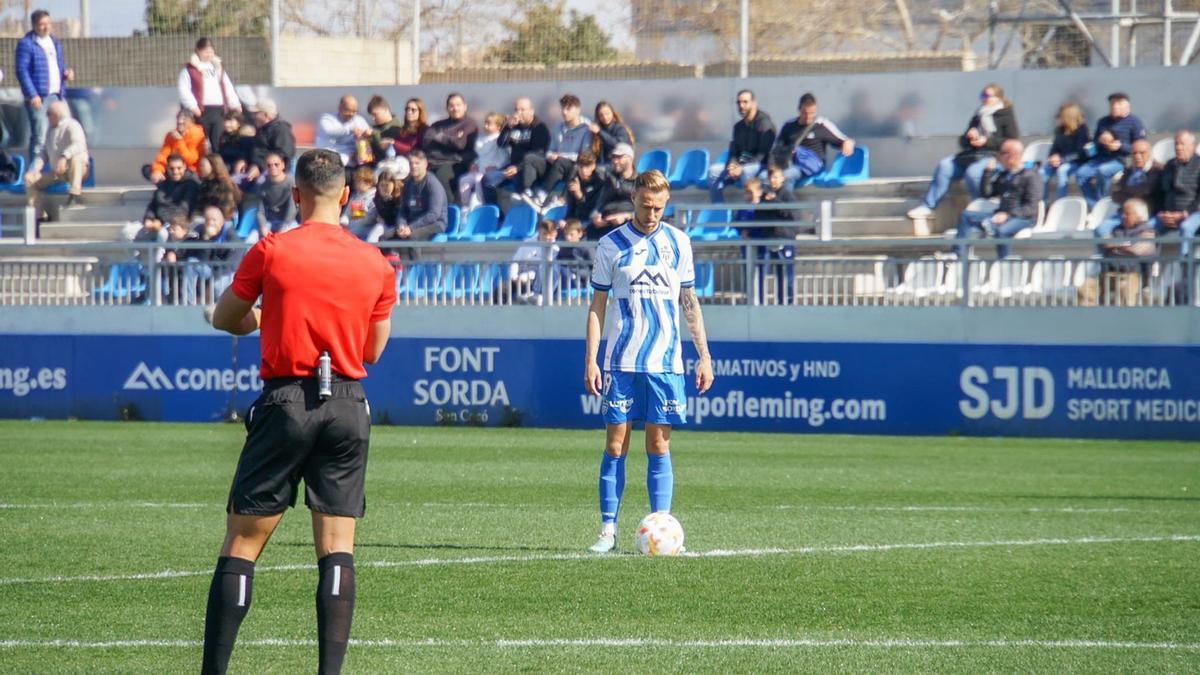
xmin=680 ymin=287 xmax=714 ymax=393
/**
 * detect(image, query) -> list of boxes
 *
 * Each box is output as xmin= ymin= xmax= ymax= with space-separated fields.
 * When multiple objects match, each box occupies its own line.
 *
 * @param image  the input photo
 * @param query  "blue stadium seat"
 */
xmin=693 ymin=261 xmax=715 ymax=297
xmin=543 ymin=204 xmax=567 ymax=222
xmin=92 ymin=261 xmax=146 ymax=301
xmin=489 ymin=202 xmax=538 ymax=241
xmin=44 ymin=156 xmax=96 ymax=194
xmin=811 ymin=146 xmax=870 ymax=187
xmin=432 ymin=205 xmax=463 ymax=242
xmin=668 ymin=148 xmax=709 ymax=190
xmin=441 ymin=205 xmax=499 ymax=242
xmin=235 ymin=206 xmax=258 ymax=239
xmin=0 ymin=155 xmax=26 ymax=193
xmin=636 ymin=148 xmax=671 ymax=175
xmin=687 ymin=209 xmax=737 ymax=241
xmin=399 ymin=263 xmax=444 ymax=299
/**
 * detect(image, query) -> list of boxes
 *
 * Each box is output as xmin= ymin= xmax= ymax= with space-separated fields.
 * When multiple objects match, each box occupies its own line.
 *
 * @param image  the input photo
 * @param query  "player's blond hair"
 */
xmin=635 ymin=169 xmax=670 ymax=194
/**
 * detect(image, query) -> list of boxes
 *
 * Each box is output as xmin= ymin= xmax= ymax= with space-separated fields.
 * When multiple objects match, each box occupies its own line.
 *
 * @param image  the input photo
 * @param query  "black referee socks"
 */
xmin=200 ymin=556 xmax=255 ymax=675
xmin=316 ymin=552 xmax=356 ymax=675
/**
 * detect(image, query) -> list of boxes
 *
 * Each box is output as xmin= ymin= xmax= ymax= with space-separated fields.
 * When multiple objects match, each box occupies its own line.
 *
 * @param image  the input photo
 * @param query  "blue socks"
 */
xmin=599 ymin=451 xmax=674 ymax=526
xmin=598 ymin=453 xmax=626 ymax=525
xmin=647 ymin=452 xmax=673 ymax=513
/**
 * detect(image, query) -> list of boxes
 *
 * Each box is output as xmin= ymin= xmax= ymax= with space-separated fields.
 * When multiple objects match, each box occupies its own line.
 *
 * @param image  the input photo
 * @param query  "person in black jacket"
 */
xmin=1095 ymin=139 xmax=1162 ymax=237
xmin=564 ymin=151 xmax=604 ymax=230
xmin=1041 ymin=102 xmax=1090 ymax=202
xmin=770 ymin=93 xmax=855 ymax=189
xmin=1157 ymin=131 xmax=1200 ymax=252
xmin=423 ymin=92 xmax=478 ymax=204
xmin=588 ymin=101 xmax=634 ymax=166
xmin=708 ymin=89 xmax=776 ymax=202
xmin=588 ymin=143 xmax=636 ymax=239
xmin=246 ymin=99 xmax=295 ymax=183
xmin=485 ymin=96 xmax=550 ymax=205
xmin=954 ymin=139 xmax=1042 ymax=259
xmin=143 ymin=154 xmax=199 ymax=227
xmin=909 ymin=84 xmax=1019 ymax=220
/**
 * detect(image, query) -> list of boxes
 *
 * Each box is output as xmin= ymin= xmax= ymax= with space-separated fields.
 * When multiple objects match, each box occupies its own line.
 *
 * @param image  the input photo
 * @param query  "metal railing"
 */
xmin=0 ymin=238 xmax=1195 ymax=309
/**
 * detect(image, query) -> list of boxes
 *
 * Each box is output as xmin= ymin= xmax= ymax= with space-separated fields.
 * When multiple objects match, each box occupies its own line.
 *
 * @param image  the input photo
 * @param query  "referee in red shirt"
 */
xmin=201 ymin=148 xmax=396 ymax=675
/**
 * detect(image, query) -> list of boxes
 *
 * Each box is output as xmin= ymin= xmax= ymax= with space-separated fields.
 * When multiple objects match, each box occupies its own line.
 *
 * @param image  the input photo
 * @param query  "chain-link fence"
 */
xmin=0 ymin=0 xmax=1195 ymax=86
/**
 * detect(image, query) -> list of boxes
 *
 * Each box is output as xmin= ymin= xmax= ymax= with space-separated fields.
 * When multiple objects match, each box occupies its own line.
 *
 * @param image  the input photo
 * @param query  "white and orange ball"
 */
xmin=635 ymin=512 xmax=685 ymax=556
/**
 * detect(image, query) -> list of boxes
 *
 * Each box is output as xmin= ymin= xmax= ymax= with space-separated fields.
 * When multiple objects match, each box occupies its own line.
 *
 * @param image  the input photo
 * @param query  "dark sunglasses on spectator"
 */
xmin=979 ymin=91 xmax=992 ymax=100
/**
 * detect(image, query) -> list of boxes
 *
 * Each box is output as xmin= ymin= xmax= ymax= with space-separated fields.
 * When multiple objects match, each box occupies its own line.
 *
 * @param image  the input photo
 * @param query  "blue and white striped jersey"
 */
xmin=591 ymin=221 xmax=695 ymax=374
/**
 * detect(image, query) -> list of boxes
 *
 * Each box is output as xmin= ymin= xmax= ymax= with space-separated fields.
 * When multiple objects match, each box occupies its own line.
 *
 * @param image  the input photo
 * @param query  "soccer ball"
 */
xmin=635 ymin=512 xmax=685 ymax=556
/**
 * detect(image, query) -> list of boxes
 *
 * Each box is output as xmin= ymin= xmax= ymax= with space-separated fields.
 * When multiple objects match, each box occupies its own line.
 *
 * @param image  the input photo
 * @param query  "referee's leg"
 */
xmin=201 ymin=513 xmax=284 ymax=675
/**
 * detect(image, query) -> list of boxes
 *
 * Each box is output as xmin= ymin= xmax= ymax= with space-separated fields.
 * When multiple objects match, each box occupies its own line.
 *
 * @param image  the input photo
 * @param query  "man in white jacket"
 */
xmin=178 ymin=38 xmax=241 ymax=152
xmin=25 ymin=100 xmax=88 ymax=215
xmin=316 ymin=95 xmax=371 ymax=172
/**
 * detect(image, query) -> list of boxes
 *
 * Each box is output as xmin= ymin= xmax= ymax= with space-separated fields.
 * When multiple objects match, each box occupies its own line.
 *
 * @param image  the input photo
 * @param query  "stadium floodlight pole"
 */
xmin=270 ymin=0 xmax=280 ymax=87
xmin=412 ymin=0 xmax=421 ymax=84
xmin=738 ymin=0 xmax=749 ymax=78
xmin=79 ymin=0 xmax=89 ymax=37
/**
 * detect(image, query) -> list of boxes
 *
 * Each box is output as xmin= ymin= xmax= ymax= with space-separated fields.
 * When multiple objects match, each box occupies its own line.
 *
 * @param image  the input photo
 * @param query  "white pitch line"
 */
xmin=0 ymin=502 xmax=209 ymax=510
xmin=1 ymin=534 xmax=1197 ymax=587
xmin=1 ymin=637 xmax=1198 ymax=651
xmin=774 ymin=505 xmax=1140 ymax=514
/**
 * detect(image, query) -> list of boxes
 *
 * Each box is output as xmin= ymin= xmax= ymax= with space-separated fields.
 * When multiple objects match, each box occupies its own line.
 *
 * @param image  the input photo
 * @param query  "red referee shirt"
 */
xmin=231 ymin=221 xmax=396 ymax=380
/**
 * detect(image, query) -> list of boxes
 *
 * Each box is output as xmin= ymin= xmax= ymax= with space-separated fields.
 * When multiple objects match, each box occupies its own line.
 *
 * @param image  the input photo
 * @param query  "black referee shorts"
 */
xmin=227 ymin=377 xmax=371 ymax=518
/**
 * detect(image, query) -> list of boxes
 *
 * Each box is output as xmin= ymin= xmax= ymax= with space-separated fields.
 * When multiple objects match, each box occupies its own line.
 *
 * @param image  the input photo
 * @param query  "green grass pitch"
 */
xmin=0 ymin=420 xmax=1197 ymax=673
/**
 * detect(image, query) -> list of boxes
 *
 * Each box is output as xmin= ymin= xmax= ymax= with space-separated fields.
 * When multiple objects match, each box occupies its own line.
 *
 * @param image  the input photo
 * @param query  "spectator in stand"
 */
xmin=143 ymin=153 xmax=199 ymax=229
xmin=954 ymin=139 xmax=1042 ymax=259
xmin=1156 ymin=130 xmax=1200 ymax=248
xmin=736 ymin=177 xmax=795 ymax=304
xmin=386 ymin=149 xmax=447 ymax=243
xmin=423 ymin=92 xmax=478 ymax=204
xmin=525 ymin=94 xmax=591 ymax=207
xmin=1085 ymin=198 xmax=1157 ymax=306
xmin=178 ymin=37 xmax=241 ymax=151
xmin=218 ymin=110 xmax=252 ymax=178
xmin=770 ymin=92 xmax=854 ymax=189
xmin=365 ymin=95 xmax=399 ymax=159
xmin=555 ymin=218 xmax=592 ymax=292
xmin=194 ymin=153 xmax=242 ymax=221
xmin=588 ymin=143 xmax=637 ymax=239
xmin=373 ymin=169 xmax=402 ymax=232
xmin=907 ymin=84 xmax=1020 ymax=221
xmin=179 ymin=205 xmax=233 ymax=305
xmin=1096 ymin=139 xmax=1162 ymax=238
xmin=491 ymin=97 xmax=550 ymax=206
xmin=24 ymin=100 xmax=88 ymax=214
xmin=379 ymin=97 xmax=426 ymax=159
xmin=317 ymin=95 xmax=372 ymax=171
xmin=1041 ymin=102 xmax=1090 ymax=203
xmin=342 ymin=166 xmax=381 ymax=242
xmin=247 ymin=99 xmax=295 ymax=183
xmin=588 ymin=101 xmax=634 ymax=166
xmin=252 ymin=152 xmax=296 ymax=239
xmin=145 ymin=110 xmax=206 ymax=183
xmin=565 ymin=151 xmax=605 ymax=236
xmin=16 ymin=9 xmax=74 ymax=162
xmin=1076 ymin=92 xmax=1147 ymax=208
xmin=708 ymin=89 xmax=776 ymax=202
xmin=762 ymin=165 xmax=803 ymax=230
xmin=457 ymin=112 xmax=508 ymax=210
xmin=509 ymin=219 xmax=559 ymax=304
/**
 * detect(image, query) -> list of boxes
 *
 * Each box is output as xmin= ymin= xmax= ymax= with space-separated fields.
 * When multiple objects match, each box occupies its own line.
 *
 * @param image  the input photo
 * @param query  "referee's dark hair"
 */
xmin=799 ymin=92 xmax=817 ymax=108
xmin=295 ymin=149 xmax=346 ymax=197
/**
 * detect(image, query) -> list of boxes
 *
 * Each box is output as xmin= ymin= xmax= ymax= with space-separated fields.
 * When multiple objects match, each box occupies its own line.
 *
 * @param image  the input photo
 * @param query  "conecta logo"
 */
xmin=123 ymin=362 xmax=262 ymax=392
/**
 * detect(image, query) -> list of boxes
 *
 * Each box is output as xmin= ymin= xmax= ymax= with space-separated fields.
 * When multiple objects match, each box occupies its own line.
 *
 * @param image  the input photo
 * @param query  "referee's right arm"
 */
xmin=211 ymin=289 xmax=260 ymax=335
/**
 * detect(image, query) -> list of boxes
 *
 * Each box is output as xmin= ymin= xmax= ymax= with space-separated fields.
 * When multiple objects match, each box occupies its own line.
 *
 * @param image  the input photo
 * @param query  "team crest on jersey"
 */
xmin=657 ymin=242 xmax=675 ymax=265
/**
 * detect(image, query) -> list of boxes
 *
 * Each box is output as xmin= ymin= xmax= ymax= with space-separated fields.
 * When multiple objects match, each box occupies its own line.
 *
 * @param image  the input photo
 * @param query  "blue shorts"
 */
xmin=601 ymin=371 xmax=687 ymax=426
